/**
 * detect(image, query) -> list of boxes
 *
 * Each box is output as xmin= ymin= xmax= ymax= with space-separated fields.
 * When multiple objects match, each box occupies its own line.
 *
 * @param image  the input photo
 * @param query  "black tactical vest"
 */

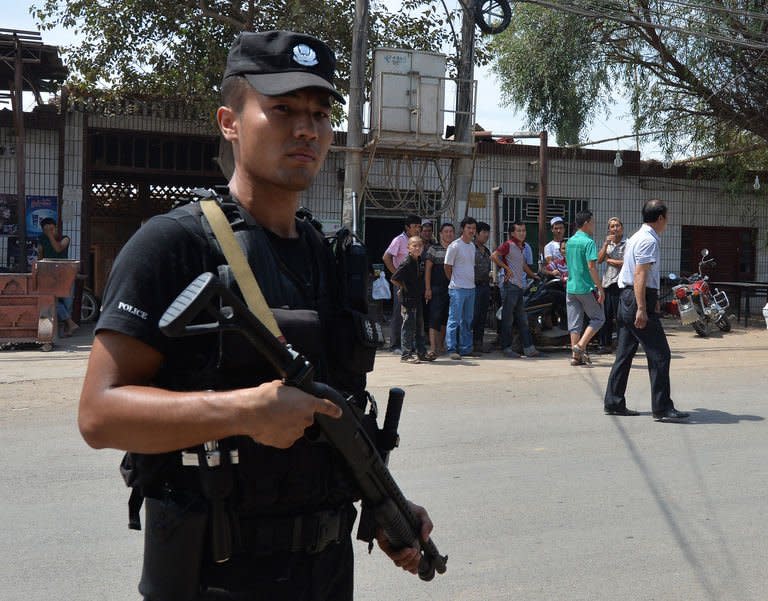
xmin=123 ymin=197 xmax=365 ymax=519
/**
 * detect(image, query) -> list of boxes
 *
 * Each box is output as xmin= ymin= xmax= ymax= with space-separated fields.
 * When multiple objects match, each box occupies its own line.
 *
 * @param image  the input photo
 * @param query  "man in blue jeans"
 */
xmin=491 ymin=221 xmax=541 ymax=358
xmin=444 ymin=217 xmax=478 ymax=360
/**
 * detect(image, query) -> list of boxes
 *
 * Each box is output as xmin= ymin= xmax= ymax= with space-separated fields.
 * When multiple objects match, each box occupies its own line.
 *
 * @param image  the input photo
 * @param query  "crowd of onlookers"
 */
xmin=382 ymin=211 xmax=627 ymax=365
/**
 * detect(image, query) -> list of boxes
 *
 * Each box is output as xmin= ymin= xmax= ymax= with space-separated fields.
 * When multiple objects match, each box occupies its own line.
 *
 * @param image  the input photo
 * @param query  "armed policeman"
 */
xmin=78 ymin=30 xmax=433 ymax=601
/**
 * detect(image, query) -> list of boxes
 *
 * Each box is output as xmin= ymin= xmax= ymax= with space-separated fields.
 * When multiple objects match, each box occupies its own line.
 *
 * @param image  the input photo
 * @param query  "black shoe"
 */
xmin=652 ymin=408 xmax=690 ymax=421
xmin=605 ymin=406 xmax=640 ymax=416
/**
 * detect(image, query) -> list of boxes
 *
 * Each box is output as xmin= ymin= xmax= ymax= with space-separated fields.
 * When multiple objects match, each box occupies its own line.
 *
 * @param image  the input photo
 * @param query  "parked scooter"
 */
xmin=494 ymin=275 xmax=569 ymax=350
xmin=669 ymin=249 xmax=731 ymax=337
xmin=523 ymin=275 xmax=569 ymax=346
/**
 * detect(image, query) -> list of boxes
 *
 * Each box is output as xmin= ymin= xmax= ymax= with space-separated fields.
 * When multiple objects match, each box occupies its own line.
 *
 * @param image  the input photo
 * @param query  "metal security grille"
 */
xmin=89 ymin=182 xmax=198 ymax=218
xmin=0 ymin=118 xmax=62 ymax=271
xmin=149 ymin=185 xmax=195 ymax=214
xmin=502 ymin=195 xmax=589 ymax=232
xmin=88 ymin=130 xmax=219 ymax=175
xmin=89 ymin=182 xmax=139 ymax=217
xmin=365 ymin=187 xmax=443 ymax=217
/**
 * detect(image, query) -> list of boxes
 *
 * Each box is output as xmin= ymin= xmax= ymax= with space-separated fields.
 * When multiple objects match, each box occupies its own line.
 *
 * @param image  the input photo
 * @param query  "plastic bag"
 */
xmin=372 ymin=272 xmax=392 ymax=300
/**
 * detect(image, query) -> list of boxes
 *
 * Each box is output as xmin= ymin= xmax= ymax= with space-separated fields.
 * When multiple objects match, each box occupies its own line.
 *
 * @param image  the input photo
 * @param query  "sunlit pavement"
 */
xmin=3 ymin=320 xmax=768 ymax=601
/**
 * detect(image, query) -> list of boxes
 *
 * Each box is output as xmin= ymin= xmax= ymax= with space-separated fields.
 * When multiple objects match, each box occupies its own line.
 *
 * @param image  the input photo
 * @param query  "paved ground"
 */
xmin=2 ymin=319 xmax=768 ymax=600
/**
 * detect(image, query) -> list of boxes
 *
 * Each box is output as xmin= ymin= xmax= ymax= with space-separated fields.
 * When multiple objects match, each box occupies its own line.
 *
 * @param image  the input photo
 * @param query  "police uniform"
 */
xmin=604 ymin=223 xmax=675 ymax=416
xmin=95 ymin=31 xmax=370 ymax=601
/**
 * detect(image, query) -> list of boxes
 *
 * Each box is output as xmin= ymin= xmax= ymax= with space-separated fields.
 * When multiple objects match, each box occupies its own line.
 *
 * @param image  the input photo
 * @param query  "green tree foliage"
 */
xmin=488 ymin=1 xmax=768 ymax=164
xmin=31 ymin=1 xmax=354 ymax=101
xmin=489 ymin=6 xmax=609 ymax=145
xmin=30 ymin=0 xmax=486 ymax=111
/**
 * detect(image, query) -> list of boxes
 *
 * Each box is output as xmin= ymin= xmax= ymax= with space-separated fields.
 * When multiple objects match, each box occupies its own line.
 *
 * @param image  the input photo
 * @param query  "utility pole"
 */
xmin=342 ymin=0 xmax=369 ymax=235
xmin=453 ymin=1 xmax=476 ymax=220
xmin=538 ymin=130 xmax=548 ymax=260
xmin=12 ymin=34 xmax=27 ymax=273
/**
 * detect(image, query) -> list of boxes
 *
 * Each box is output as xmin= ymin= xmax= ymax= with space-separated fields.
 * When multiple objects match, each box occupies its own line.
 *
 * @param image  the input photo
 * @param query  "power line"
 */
xmin=523 ymin=0 xmax=768 ymax=50
xmin=576 ymin=0 xmax=768 ymax=25
xmin=565 ymin=0 xmax=768 ymax=43
xmin=650 ymin=0 xmax=768 ymax=22
xmin=563 ymin=129 xmax=667 ymax=149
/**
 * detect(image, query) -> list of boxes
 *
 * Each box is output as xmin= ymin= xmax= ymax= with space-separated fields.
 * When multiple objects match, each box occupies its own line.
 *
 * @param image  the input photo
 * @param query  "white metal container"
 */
xmin=370 ymin=48 xmax=447 ymax=137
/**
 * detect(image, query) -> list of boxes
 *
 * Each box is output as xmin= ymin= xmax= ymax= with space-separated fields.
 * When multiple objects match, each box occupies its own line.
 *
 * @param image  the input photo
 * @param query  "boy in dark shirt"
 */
xmin=391 ymin=236 xmax=431 ymax=363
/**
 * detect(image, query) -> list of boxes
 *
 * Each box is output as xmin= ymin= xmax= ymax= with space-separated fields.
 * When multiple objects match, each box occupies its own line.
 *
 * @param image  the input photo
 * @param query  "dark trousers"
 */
xmin=389 ymin=288 xmax=402 ymax=350
xmin=401 ymin=303 xmax=426 ymax=357
xmin=604 ymin=288 xmax=672 ymax=414
xmin=598 ymin=283 xmax=621 ymax=347
xmin=472 ymin=282 xmax=491 ymax=346
xmin=145 ymin=538 xmax=354 ymax=601
xmin=499 ymin=283 xmax=533 ymax=350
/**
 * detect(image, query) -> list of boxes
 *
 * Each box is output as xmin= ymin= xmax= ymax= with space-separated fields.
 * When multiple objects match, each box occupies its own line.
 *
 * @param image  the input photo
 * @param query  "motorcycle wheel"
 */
xmin=716 ymin=316 xmax=731 ymax=332
xmin=80 ymin=290 xmax=100 ymax=323
xmin=692 ymin=320 xmax=710 ymax=337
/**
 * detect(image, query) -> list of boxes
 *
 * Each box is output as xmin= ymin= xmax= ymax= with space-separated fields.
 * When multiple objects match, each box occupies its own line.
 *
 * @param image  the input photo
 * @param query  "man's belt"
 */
xmin=238 ymin=505 xmax=355 ymax=555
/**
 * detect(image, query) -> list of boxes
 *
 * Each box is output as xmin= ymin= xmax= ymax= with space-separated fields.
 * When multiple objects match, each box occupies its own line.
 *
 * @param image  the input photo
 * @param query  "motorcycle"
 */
xmin=669 ymin=248 xmax=731 ymax=337
xmin=524 ymin=275 xmax=568 ymax=345
xmin=492 ymin=275 xmax=569 ymax=350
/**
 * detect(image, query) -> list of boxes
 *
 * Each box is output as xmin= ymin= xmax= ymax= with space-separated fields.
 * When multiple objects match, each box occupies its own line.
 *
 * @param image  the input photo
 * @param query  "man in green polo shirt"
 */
xmin=565 ymin=210 xmax=604 ymax=366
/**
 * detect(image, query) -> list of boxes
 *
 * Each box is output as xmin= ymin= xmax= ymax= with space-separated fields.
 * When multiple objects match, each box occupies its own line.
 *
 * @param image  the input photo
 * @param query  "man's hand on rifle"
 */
xmin=375 ymin=501 xmax=433 ymax=574
xmin=243 ymin=380 xmax=342 ymax=449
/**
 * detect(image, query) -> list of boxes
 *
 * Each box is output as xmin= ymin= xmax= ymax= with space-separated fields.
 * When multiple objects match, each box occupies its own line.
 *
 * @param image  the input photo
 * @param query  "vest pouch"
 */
xmin=272 ymin=308 xmax=324 ymax=364
xmin=121 ymin=451 xmax=176 ymax=489
xmin=334 ymin=309 xmax=382 ymax=374
xmin=139 ymin=493 xmax=208 ymax=601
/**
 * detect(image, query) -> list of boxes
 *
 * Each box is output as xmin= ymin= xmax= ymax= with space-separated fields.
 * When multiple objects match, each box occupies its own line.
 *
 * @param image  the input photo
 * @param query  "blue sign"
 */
xmin=26 ymin=195 xmax=58 ymax=239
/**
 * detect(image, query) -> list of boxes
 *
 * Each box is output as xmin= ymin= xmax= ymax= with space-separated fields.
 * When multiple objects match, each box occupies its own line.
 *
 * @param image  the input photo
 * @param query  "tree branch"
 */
xmin=182 ymin=0 xmax=244 ymax=31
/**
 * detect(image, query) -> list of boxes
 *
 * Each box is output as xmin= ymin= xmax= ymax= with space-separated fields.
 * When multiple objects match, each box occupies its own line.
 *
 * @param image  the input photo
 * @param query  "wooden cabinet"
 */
xmin=0 ymin=259 xmax=79 ymax=349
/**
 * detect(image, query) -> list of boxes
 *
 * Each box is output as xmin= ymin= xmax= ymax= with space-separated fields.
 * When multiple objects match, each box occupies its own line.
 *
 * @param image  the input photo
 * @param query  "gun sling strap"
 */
xmin=200 ymin=199 xmax=284 ymax=340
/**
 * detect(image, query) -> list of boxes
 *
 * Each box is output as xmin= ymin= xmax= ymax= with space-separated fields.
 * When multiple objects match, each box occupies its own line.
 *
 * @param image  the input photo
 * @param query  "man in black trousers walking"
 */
xmin=604 ymin=199 xmax=689 ymax=421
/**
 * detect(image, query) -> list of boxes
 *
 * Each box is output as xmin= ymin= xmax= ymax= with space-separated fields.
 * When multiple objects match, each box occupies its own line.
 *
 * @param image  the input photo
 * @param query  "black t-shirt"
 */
xmin=96 ymin=209 xmax=212 ymax=353
xmin=97 ymin=206 xmax=319 ymax=354
xmin=425 ymin=243 xmax=449 ymax=291
xmin=262 ymin=227 xmax=318 ymax=302
xmin=391 ymin=254 xmax=424 ymax=309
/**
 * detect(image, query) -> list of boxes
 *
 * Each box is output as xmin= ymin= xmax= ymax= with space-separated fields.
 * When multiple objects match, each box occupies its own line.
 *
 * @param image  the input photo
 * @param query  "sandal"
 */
xmin=424 ymin=351 xmax=438 ymax=361
xmin=572 ymin=344 xmax=592 ymax=367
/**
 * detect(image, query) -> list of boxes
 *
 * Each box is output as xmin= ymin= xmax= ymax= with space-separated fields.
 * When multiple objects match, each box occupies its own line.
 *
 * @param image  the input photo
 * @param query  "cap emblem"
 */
xmin=292 ymin=44 xmax=318 ymax=67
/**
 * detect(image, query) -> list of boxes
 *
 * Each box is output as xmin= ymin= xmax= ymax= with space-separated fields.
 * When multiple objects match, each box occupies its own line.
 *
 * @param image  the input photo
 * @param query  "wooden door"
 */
xmin=680 ymin=226 xmax=756 ymax=281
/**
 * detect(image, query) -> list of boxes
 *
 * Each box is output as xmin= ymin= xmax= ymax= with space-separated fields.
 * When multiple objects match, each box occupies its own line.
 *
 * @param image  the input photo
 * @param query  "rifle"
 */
xmin=159 ymin=272 xmax=447 ymax=581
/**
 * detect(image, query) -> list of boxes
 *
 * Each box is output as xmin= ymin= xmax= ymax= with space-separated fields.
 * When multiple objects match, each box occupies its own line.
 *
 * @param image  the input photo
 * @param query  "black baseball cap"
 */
xmin=223 ymin=30 xmax=345 ymax=103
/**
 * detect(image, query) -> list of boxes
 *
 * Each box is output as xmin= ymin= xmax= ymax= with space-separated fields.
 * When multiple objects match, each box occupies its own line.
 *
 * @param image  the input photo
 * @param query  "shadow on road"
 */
xmin=680 ymin=408 xmax=764 ymax=425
